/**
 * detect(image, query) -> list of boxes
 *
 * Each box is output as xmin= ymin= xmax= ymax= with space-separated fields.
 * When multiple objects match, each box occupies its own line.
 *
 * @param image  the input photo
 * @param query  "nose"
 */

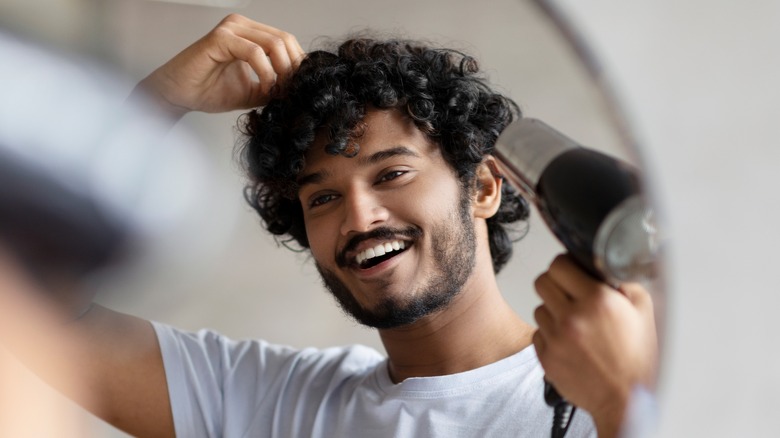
xmin=339 ymin=187 xmax=389 ymax=236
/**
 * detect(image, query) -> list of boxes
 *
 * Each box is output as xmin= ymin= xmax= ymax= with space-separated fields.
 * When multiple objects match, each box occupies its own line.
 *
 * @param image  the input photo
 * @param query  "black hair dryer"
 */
xmin=494 ymin=118 xmax=660 ymax=437
xmin=495 ymin=118 xmax=658 ymax=285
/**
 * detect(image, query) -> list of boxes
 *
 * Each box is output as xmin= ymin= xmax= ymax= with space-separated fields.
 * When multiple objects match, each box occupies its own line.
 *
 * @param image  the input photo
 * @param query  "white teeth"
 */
xmin=355 ymin=240 xmax=408 ymax=266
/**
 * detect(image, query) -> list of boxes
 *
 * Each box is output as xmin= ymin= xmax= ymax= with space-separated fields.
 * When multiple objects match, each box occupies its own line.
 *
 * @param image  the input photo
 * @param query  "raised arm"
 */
xmin=532 ymin=255 xmax=659 ymax=438
xmin=133 ymin=13 xmax=305 ymax=119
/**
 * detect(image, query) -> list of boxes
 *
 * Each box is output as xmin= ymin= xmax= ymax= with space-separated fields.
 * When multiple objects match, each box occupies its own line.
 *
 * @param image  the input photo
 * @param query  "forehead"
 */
xmin=303 ymin=108 xmax=439 ymax=168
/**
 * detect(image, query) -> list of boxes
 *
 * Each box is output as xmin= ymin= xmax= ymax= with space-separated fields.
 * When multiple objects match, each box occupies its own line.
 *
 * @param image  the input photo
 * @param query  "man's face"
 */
xmin=297 ymin=109 xmax=478 ymax=329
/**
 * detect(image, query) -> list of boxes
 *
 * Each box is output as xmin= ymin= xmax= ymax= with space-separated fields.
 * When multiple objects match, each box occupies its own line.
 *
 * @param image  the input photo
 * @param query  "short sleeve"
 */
xmin=152 ymin=322 xmax=300 ymax=438
xmin=151 ymin=322 xmax=384 ymax=438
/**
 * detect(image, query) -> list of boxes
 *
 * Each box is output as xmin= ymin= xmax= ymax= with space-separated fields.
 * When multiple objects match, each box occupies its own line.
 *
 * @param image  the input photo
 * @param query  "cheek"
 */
xmin=304 ymin=218 xmax=338 ymax=264
xmin=407 ymin=178 xmax=463 ymax=217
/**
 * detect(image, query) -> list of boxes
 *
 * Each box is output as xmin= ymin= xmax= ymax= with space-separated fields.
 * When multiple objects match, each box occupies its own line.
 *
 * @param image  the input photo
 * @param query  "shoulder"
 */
xmin=151 ymin=321 xmax=384 ymax=382
xmin=151 ymin=322 xmax=387 ymax=437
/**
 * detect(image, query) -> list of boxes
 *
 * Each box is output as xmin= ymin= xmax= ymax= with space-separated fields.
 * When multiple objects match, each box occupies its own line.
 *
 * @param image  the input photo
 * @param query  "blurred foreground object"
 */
xmin=0 ymin=333 xmax=90 ymax=437
xmin=0 ymin=249 xmax=89 ymax=437
xmin=0 ymin=27 xmax=228 ymax=435
xmin=0 ymin=31 xmax=218 ymax=288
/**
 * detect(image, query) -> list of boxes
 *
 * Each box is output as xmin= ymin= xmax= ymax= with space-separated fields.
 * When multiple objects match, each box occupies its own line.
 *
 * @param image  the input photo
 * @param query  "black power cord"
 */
xmin=545 ymin=380 xmax=576 ymax=438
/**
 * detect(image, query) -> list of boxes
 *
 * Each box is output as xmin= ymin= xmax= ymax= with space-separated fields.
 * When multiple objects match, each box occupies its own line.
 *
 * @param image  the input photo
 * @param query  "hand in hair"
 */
xmin=134 ymin=14 xmax=305 ymax=118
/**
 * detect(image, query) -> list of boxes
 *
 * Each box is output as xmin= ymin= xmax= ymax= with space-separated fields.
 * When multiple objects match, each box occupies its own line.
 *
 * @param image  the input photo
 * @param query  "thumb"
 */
xmin=619 ymin=282 xmax=652 ymax=308
xmin=243 ymin=81 xmax=271 ymax=109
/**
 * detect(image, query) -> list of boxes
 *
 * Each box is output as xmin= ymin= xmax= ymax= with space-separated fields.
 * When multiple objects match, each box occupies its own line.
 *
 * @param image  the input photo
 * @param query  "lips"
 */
xmin=336 ymin=226 xmax=422 ymax=269
xmin=355 ymin=240 xmax=408 ymax=268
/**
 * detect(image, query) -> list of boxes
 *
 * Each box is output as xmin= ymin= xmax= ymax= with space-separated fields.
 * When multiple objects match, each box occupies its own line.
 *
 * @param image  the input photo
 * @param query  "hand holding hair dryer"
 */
xmin=494 ymin=118 xmax=661 ymax=438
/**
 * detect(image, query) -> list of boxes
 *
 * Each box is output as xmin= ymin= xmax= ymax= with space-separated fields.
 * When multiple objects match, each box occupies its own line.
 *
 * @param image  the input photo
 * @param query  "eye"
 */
xmin=378 ymin=170 xmax=408 ymax=183
xmin=309 ymin=193 xmax=339 ymax=208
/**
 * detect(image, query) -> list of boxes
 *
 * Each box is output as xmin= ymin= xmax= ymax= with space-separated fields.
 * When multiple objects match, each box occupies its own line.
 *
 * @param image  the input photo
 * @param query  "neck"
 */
xmin=378 ymin=264 xmax=534 ymax=383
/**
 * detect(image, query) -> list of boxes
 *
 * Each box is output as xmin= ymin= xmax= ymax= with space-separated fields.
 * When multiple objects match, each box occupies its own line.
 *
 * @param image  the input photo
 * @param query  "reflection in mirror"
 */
xmin=101 ymin=0 xmax=650 ymax=348
xmin=1 ymin=0 xmax=663 ymax=436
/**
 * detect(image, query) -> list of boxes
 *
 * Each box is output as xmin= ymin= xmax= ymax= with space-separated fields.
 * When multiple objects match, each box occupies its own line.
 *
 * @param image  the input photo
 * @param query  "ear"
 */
xmin=472 ymin=156 xmax=503 ymax=219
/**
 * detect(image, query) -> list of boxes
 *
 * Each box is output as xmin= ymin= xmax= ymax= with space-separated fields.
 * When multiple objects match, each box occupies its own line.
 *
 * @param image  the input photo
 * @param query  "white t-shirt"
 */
xmin=153 ymin=322 xmax=596 ymax=438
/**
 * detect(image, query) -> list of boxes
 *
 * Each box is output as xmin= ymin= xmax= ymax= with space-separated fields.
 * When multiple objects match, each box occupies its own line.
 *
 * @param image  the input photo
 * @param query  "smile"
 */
xmin=355 ymin=240 xmax=408 ymax=268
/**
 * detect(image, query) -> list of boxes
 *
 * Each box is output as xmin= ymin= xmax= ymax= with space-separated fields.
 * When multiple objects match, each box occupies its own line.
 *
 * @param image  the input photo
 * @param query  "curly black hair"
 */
xmin=239 ymin=37 xmax=530 ymax=273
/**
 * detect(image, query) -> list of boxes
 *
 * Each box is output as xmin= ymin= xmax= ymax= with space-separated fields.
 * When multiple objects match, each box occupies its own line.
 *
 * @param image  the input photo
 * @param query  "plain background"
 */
xmin=1 ymin=0 xmax=778 ymax=436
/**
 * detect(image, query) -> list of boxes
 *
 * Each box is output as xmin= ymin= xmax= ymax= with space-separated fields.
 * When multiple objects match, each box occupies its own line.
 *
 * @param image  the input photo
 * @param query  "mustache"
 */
xmin=336 ymin=226 xmax=422 ymax=267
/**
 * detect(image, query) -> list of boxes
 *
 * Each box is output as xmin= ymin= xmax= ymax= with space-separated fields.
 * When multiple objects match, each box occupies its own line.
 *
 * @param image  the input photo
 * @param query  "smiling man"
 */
xmin=233 ymin=37 xmax=543 ymax=390
xmin=143 ymin=18 xmax=652 ymax=436
xmin=299 ymin=111 xmax=485 ymax=331
xmin=0 ymin=14 xmax=657 ymax=438
xmin=158 ymin=32 xmax=591 ymax=433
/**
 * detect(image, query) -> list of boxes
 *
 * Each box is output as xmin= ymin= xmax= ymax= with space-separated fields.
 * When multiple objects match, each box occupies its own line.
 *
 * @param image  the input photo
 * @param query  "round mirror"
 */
xmin=1 ymin=0 xmax=664 ymax=436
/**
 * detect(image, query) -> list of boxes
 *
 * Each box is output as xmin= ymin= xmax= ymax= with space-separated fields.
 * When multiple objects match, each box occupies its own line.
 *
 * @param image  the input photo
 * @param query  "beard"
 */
xmin=315 ymin=192 xmax=477 ymax=329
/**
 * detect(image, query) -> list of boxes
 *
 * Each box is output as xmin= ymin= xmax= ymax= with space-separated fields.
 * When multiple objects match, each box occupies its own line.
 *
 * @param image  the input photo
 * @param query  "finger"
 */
xmin=290 ymin=38 xmax=306 ymax=69
xmin=547 ymin=254 xmax=606 ymax=300
xmin=534 ymin=273 xmax=571 ymax=317
xmin=242 ymin=77 xmax=272 ymax=109
xmin=533 ymin=305 xmax=557 ymax=336
xmin=210 ymin=16 xmax=296 ymax=97
xmin=262 ymin=26 xmax=305 ymax=69
xmin=234 ymin=27 xmax=294 ymax=78
xmin=619 ymin=282 xmax=651 ymax=305
xmin=216 ymin=34 xmax=278 ymax=97
xmin=222 ymin=15 xmax=305 ymax=62
xmin=225 ymin=16 xmax=306 ymax=76
xmin=532 ymin=329 xmax=546 ymax=357
xmin=247 ymin=21 xmax=306 ymax=68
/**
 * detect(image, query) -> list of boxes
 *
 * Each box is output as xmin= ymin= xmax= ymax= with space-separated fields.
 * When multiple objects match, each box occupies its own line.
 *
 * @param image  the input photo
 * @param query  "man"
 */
xmin=1 ymin=14 xmax=657 ymax=438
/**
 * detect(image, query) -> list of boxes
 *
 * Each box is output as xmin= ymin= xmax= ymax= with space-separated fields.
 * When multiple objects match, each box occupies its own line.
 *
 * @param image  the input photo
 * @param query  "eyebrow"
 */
xmin=297 ymin=146 xmax=420 ymax=189
xmin=358 ymin=146 xmax=420 ymax=165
